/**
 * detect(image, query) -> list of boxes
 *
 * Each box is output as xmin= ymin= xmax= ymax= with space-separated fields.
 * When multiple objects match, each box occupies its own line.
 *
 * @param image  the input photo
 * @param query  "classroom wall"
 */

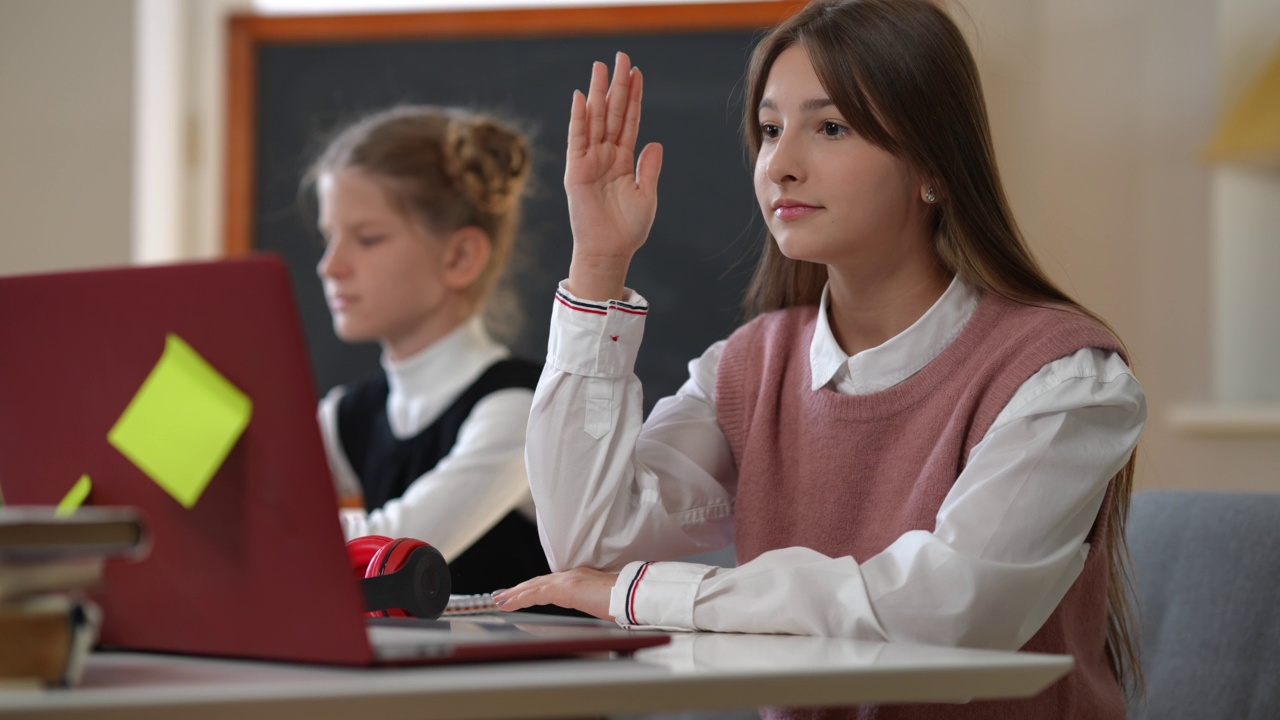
xmin=967 ymin=0 xmax=1280 ymax=492
xmin=0 ymin=0 xmax=134 ymax=274
xmin=1213 ymin=0 xmax=1280 ymax=404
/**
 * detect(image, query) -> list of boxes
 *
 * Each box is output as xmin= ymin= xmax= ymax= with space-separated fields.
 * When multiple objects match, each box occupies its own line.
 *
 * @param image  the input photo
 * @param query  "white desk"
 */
xmin=1 ymin=633 xmax=1071 ymax=720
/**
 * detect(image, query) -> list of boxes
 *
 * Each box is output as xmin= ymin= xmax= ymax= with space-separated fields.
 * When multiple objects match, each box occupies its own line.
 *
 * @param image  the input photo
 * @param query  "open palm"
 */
xmin=565 ymin=52 xmax=663 ymax=294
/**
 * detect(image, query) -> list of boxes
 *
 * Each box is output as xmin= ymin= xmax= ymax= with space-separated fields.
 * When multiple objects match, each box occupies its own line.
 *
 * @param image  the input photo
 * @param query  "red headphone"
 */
xmin=346 ymin=535 xmax=451 ymax=619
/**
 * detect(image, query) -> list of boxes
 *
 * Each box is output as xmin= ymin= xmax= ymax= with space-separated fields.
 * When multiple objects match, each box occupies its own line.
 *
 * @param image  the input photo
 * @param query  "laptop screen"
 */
xmin=0 ymin=256 xmax=375 ymax=664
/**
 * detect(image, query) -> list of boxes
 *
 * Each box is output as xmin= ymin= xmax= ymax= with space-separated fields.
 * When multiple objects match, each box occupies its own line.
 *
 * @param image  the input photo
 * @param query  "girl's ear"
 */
xmin=440 ymin=226 xmax=492 ymax=291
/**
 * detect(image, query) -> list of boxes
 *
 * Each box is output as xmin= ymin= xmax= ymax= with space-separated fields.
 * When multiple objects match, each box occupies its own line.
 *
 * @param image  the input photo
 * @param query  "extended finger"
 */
xmin=617 ymin=67 xmax=644 ymax=157
xmin=493 ymin=586 xmax=537 ymax=611
xmin=637 ymin=142 xmax=663 ymax=197
xmin=604 ymin=52 xmax=632 ymax=145
xmin=587 ymin=60 xmax=608 ymax=145
xmin=567 ymin=89 xmax=587 ymax=157
xmin=493 ymin=576 xmax=554 ymax=609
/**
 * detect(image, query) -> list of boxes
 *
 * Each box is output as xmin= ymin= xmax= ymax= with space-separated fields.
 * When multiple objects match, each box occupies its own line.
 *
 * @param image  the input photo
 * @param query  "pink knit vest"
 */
xmin=715 ymin=292 xmax=1129 ymax=720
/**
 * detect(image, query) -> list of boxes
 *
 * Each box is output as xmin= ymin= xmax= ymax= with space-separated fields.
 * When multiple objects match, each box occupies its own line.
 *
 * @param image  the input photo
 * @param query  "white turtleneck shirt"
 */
xmin=317 ymin=316 xmax=536 ymax=562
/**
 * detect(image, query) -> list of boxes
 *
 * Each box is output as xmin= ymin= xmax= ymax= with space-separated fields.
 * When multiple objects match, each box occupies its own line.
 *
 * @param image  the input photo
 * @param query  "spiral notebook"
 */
xmin=0 ymin=255 xmax=669 ymax=666
xmin=444 ymin=593 xmax=502 ymax=616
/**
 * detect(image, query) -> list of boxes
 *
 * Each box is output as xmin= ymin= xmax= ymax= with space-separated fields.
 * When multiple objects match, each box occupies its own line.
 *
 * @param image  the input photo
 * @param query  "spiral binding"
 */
xmin=443 ymin=593 xmax=501 ymax=616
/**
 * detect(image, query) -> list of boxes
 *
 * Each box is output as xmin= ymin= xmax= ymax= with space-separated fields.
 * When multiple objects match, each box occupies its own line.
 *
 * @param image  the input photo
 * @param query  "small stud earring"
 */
xmin=924 ymin=186 xmax=937 ymax=204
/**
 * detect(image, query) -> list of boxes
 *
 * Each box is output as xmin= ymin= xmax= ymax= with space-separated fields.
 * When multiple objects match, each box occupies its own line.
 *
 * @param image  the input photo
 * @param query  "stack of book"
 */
xmin=0 ymin=506 xmax=148 ymax=688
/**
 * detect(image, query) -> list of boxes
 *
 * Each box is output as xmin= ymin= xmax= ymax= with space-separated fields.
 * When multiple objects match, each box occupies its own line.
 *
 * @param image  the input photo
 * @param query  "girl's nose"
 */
xmin=317 ymin=239 xmax=348 ymax=279
xmin=763 ymin=132 xmax=805 ymax=185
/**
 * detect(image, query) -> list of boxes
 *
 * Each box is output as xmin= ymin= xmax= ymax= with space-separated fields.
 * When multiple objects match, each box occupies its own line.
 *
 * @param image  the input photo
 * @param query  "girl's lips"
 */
xmin=773 ymin=204 xmax=821 ymax=221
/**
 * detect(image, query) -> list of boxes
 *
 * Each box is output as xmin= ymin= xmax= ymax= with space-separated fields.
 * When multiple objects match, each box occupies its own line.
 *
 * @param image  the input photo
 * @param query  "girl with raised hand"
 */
xmin=496 ymin=0 xmax=1148 ymax=715
xmin=308 ymin=105 xmax=549 ymax=595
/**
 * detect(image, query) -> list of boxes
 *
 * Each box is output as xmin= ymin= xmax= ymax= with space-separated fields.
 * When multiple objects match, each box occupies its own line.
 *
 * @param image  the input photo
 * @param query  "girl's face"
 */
xmin=754 ymin=45 xmax=926 ymax=275
xmin=315 ymin=168 xmax=452 ymax=356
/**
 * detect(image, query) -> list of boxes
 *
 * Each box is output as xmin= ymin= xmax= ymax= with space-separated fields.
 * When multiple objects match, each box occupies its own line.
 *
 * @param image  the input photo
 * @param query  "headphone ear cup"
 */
xmin=366 ymin=538 xmax=416 ymax=618
xmin=346 ymin=535 xmax=393 ymax=586
xmin=360 ymin=538 xmax=452 ymax=619
xmin=396 ymin=543 xmax=451 ymax=619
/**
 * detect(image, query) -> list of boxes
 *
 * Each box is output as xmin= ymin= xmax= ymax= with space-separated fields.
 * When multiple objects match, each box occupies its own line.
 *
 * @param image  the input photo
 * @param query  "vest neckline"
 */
xmin=800 ymin=291 xmax=1016 ymax=421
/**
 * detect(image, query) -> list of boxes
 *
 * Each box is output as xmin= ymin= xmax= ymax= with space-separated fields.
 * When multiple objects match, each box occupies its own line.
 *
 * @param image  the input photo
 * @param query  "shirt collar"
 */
xmin=809 ymin=276 xmax=982 ymax=394
xmin=381 ymin=315 xmax=507 ymax=436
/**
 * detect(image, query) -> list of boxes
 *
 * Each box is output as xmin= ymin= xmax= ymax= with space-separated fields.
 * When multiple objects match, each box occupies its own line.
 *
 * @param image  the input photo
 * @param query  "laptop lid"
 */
xmin=0 ymin=256 xmax=667 ymax=665
xmin=0 ymin=255 xmax=376 ymax=664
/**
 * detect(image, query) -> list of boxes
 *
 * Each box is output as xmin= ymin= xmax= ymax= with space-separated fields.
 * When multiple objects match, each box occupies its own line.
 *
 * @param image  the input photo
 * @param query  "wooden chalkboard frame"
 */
xmin=224 ymin=1 xmax=805 ymax=258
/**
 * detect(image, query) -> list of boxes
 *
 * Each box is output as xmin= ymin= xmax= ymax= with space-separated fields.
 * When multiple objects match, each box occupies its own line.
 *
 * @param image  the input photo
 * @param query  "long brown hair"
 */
xmin=305 ymin=105 xmax=533 ymax=338
xmin=743 ymin=0 xmax=1142 ymax=695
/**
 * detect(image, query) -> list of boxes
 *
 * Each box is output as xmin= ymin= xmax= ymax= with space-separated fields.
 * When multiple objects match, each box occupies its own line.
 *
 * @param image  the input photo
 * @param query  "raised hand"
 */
xmin=565 ymin=52 xmax=663 ymax=302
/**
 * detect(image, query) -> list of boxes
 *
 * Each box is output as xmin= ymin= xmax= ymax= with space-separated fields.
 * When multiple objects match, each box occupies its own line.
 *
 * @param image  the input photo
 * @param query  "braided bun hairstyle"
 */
xmin=307 ymin=105 xmax=532 ymax=320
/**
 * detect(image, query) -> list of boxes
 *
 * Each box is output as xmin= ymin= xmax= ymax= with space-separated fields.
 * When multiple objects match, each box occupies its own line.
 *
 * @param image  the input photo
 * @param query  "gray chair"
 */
xmin=1126 ymin=490 xmax=1280 ymax=719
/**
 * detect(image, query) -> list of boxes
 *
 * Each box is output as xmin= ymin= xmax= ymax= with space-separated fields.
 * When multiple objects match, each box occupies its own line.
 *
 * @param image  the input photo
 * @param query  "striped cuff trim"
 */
xmin=555 ymin=289 xmax=649 ymax=317
xmin=625 ymin=561 xmax=655 ymax=626
xmin=609 ymin=299 xmax=649 ymax=316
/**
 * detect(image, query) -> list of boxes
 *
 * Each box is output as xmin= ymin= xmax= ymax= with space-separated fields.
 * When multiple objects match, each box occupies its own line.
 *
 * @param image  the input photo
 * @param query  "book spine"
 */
xmin=0 ymin=594 xmax=101 ymax=687
xmin=0 ymin=601 xmax=72 ymax=685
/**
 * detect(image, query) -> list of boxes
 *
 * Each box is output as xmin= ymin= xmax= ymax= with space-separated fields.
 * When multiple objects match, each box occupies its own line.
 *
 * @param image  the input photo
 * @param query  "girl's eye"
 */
xmin=357 ymin=235 xmax=384 ymax=247
xmin=760 ymin=123 xmax=781 ymax=140
xmin=822 ymin=121 xmax=847 ymax=138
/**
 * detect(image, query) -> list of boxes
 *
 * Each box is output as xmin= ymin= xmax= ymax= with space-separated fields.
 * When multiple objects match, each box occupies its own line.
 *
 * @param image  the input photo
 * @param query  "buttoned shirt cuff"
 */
xmin=549 ymin=281 xmax=648 ymax=378
xmin=609 ymin=560 xmax=716 ymax=631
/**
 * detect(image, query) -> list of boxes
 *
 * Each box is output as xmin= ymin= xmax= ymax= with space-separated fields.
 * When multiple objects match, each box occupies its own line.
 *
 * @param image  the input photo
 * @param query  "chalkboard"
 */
xmin=227 ymin=3 xmax=801 ymax=413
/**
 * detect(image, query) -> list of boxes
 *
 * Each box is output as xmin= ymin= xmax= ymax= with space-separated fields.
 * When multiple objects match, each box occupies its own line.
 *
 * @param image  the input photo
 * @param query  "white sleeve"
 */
xmin=337 ymin=388 xmax=536 ymax=563
xmin=610 ymin=348 xmax=1147 ymax=651
xmin=317 ymin=387 xmax=363 ymax=500
xmin=527 ymin=283 xmax=738 ymax=573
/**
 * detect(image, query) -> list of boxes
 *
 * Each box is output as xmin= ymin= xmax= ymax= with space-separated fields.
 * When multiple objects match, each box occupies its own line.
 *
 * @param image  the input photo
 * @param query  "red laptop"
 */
xmin=0 ymin=255 xmax=667 ymax=665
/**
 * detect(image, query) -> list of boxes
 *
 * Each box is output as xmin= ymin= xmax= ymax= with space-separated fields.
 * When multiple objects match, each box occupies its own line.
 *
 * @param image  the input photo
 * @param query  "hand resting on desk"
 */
xmin=493 ymin=568 xmax=617 ymax=621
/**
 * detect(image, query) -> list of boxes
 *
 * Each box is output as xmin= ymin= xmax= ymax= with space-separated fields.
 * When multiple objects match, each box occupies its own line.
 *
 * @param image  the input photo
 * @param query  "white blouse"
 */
xmin=318 ymin=315 xmax=536 ymax=562
xmin=527 ymin=278 xmax=1147 ymax=650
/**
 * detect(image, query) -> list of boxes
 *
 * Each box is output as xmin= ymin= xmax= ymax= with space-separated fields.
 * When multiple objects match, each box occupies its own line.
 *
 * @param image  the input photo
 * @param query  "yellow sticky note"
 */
xmin=108 ymin=334 xmax=253 ymax=508
xmin=56 ymin=475 xmax=93 ymax=516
